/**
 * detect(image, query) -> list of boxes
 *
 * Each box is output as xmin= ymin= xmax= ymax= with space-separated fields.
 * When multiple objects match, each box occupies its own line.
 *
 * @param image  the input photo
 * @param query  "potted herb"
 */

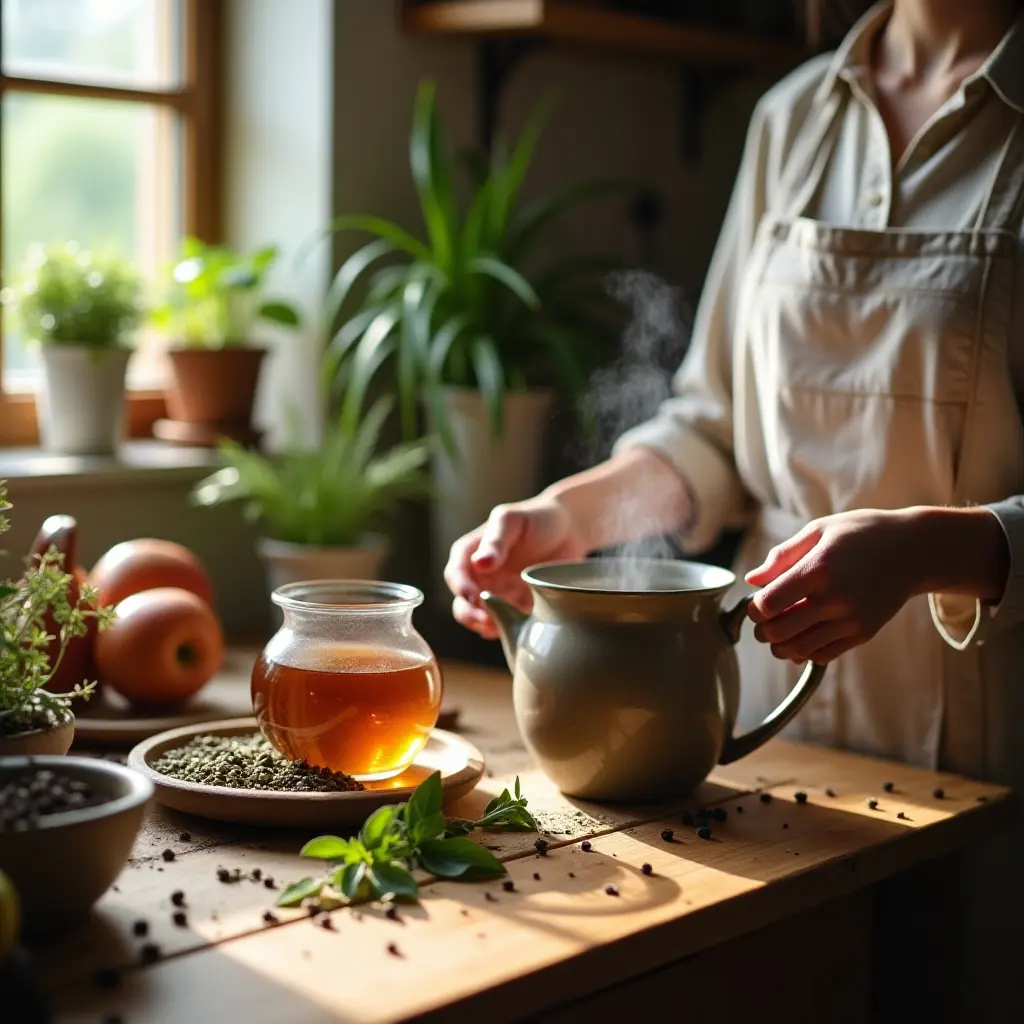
xmin=323 ymin=82 xmax=625 ymax=579
xmin=0 ymin=486 xmax=113 ymax=756
xmin=0 ymin=243 xmax=142 ymax=455
xmin=190 ymin=397 xmax=431 ymax=594
xmin=151 ymin=238 xmax=301 ymax=447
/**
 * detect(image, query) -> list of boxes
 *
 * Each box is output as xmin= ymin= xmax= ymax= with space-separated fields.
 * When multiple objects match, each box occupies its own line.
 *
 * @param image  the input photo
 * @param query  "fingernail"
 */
xmin=472 ymin=550 xmax=495 ymax=567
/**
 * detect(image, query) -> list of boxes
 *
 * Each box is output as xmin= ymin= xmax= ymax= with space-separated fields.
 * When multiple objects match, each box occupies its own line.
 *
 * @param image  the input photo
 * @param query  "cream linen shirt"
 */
xmin=615 ymin=3 xmax=1024 ymax=649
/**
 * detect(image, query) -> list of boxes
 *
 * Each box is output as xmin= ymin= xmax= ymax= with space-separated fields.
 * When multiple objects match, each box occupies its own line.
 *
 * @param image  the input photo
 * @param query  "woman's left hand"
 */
xmin=743 ymin=509 xmax=924 ymax=664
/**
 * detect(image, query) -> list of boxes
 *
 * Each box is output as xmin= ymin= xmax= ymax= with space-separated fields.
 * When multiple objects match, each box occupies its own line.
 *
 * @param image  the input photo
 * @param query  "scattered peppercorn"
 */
xmin=882 ymin=782 xmax=895 ymax=793
xmin=251 ymin=868 xmax=262 ymax=881
xmin=178 ymin=831 xmax=192 ymax=843
xmin=0 ymin=767 xmax=105 ymax=832
xmin=92 ymin=968 xmax=121 ymax=990
xmin=161 ymin=848 xmax=176 ymax=862
xmin=172 ymin=911 xmax=188 ymax=928
xmin=867 ymin=799 xmax=879 ymax=810
xmin=897 ymin=812 xmax=909 ymax=820
xmin=385 ymin=906 xmax=400 ymax=922
xmin=485 ymin=892 xmax=498 ymax=902
xmin=794 ymin=791 xmax=808 ymax=805
xmin=641 ymin=863 xmax=653 ymax=876
xmin=320 ymin=916 xmax=334 ymax=930
xmin=140 ymin=943 xmax=161 ymax=965
xmin=171 ymin=890 xmax=185 ymax=907
xmin=605 ymin=885 xmax=619 ymax=897
xmin=581 ymin=840 xmax=592 ymax=852
xmin=502 ymin=880 xmax=515 ymax=893
xmin=736 ymin=805 xmax=744 ymax=814
xmin=263 ymin=877 xmax=276 ymax=890
xmin=697 ymin=826 xmax=712 ymax=841
xmin=712 ymin=808 xmax=727 ymax=822
xmin=262 ymin=911 xmax=278 ymax=925
xmin=660 ymin=828 xmax=674 ymax=842
xmin=760 ymin=793 xmax=772 ymax=804
xmin=308 ymin=903 xmax=322 ymax=918
xmin=216 ymin=868 xmax=233 ymax=883
xmin=387 ymin=942 xmax=402 ymax=957
xmin=782 ymin=823 xmax=789 ymax=830
xmin=933 ymin=788 xmax=945 ymax=799
xmin=825 ymin=788 xmax=837 ymax=798
xmin=534 ymin=838 xmax=549 ymax=856
xmin=132 ymin=919 xmax=149 ymax=938
xmin=533 ymin=872 xmax=541 ymax=881
xmin=460 ymin=908 xmax=470 ymax=916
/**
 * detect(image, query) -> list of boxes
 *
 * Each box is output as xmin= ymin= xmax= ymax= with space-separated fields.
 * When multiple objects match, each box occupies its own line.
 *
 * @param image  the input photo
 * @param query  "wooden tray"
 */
xmin=127 ymin=719 xmax=486 ymax=828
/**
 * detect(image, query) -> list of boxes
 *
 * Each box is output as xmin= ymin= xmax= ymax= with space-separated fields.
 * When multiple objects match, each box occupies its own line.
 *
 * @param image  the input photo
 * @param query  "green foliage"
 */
xmin=0 ymin=242 xmax=143 ymax=349
xmin=322 ymin=81 xmax=629 ymax=455
xmin=0 ymin=484 xmax=115 ymax=736
xmin=444 ymin=776 xmax=539 ymax=836
xmin=189 ymin=396 xmax=431 ymax=547
xmin=151 ymin=237 xmax=301 ymax=349
xmin=277 ymin=771 xmax=538 ymax=909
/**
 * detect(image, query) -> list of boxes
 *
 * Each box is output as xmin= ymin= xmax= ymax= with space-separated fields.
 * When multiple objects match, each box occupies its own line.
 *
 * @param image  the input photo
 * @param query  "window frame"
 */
xmin=0 ymin=0 xmax=223 ymax=447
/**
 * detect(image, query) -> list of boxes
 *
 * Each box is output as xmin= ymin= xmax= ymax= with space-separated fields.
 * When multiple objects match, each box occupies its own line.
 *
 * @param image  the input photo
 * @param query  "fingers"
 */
xmin=444 ymin=532 xmax=483 ymax=604
xmin=472 ymin=505 xmax=526 ymax=571
xmin=768 ymin=619 xmax=857 ymax=663
xmin=752 ymin=596 xmax=843 ymax=645
xmin=745 ymin=523 xmax=823 ymax=591
xmin=452 ymin=596 xmax=499 ymax=639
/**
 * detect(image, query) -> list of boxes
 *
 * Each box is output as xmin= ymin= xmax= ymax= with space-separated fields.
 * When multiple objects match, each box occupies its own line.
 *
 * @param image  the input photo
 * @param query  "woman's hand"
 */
xmin=743 ymin=509 xmax=928 ymax=664
xmin=445 ymin=496 xmax=590 ymax=639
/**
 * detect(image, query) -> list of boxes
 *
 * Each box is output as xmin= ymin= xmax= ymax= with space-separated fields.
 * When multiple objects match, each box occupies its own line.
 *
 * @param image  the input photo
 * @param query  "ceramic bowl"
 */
xmin=0 ymin=756 xmax=153 ymax=935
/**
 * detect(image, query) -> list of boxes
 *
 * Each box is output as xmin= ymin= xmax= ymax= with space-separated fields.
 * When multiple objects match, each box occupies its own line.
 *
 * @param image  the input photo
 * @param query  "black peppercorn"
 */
xmin=161 ymin=848 xmax=176 ymax=862
xmin=760 ymin=792 xmax=772 ymax=804
xmin=308 ymin=903 xmax=322 ymax=917
xmin=782 ymin=823 xmax=789 ymax=830
xmin=320 ymin=916 xmax=334 ymax=930
xmin=485 ymin=891 xmax=498 ymax=902
xmin=825 ymin=788 xmax=837 ymax=798
xmin=179 ymin=831 xmax=192 ymax=843
xmin=387 ymin=942 xmax=402 ymax=957
xmin=605 ymin=885 xmax=619 ymax=897
xmin=262 ymin=911 xmax=278 ymax=925
xmin=140 ymin=943 xmax=162 ymax=964
xmin=897 ymin=811 xmax=909 ymax=820
xmin=882 ymin=781 xmax=895 ymax=793
xmin=251 ymin=868 xmax=262 ymax=881
xmin=385 ymin=906 xmax=399 ymax=922
xmin=794 ymin=791 xmax=808 ymax=805
xmin=534 ymin=838 xmax=548 ymax=856
xmin=641 ymin=863 xmax=653 ymax=875
xmin=533 ymin=872 xmax=541 ymax=881
xmin=502 ymin=880 xmax=515 ymax=892
xmin=132 ymin=919 xmax=149 ymax=938
xmin=660 ymin=828 xmax=674 ymax=842
xmin=568 ymin=872 xmax=576 ymax=878
xmin=697 ymin=826 xmax=712 ymax=841
xmin=867 ymin=799 xmax=879 ymax=810
xmin=172 ymin=911 xmax=188 ymax=928
xmin=712 ymin=808 xmax=727 ymax=822
xmin=581 ymin=840 xmax=592 ymax=852
xmin=736 ymin=805 xmax=744 ymax=814
xmin=933 ymin=788 xmax=945 ymax=799
xmin=171 ymin=890 xmax=185 ymax=907
xmin=216 ymin=868 xmax=231 ymax=883
xmin=264 ymin=877 xmax=276 ymax=889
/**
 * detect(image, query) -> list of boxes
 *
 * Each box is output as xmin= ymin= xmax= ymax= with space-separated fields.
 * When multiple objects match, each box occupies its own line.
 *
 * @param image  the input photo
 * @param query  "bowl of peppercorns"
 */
xmin=0 ymin=756 xmax=152 ymax=935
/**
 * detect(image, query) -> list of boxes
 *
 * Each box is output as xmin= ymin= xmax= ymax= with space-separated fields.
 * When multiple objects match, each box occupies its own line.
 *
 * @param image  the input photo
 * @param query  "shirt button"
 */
xmin=866 ymin=191 xmax=884 ymax=208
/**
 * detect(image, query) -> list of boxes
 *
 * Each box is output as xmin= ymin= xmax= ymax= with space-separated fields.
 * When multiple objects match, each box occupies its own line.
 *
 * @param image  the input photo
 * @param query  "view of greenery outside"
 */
xmin=1 ymin=0 xmax=180 ymax=386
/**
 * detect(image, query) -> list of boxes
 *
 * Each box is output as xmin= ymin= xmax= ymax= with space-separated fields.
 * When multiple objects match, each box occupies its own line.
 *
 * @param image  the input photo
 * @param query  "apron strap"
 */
xmin=776 ymin=88 xmax=850 ymax=221
xmin=975 ymin=112 xmax=1024 ymax=232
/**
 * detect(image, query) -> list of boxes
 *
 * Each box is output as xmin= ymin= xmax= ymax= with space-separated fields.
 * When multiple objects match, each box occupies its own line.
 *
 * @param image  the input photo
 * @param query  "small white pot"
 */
xmin=256 ymin=536 xmax=391 ymax=596
xmin=430 ymin=387 xmax=553 ymax=596
xmin=38 ymin=345 xmax=131 ymax=455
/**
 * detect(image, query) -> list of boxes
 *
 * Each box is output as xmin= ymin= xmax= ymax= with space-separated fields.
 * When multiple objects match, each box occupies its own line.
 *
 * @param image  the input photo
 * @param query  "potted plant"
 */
xmin=151 ymin=238 xmax=301 ymax=447
xmin=0 ymin=243 xmax=142 ymax=455
xmin=322 ymin=82 xmax=626 ymax=580
xmin=190 ymin=397 xmax=432 ymax=595
xmin=0 ymin=486 xmax=113 ymax=756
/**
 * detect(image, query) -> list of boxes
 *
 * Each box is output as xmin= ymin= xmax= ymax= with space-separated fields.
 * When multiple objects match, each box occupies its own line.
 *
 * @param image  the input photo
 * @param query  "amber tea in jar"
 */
xmin=252 ymin=581 xmax=442 ymax=781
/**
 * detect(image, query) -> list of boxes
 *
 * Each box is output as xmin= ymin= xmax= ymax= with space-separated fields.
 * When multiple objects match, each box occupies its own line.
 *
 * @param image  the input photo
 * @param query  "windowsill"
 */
xmin=0 ymin=440 xmax=219 ymax=489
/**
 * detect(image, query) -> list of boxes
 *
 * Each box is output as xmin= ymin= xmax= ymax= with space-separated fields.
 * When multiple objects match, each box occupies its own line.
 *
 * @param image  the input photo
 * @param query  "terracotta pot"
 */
xmin=165 ymin=347 xmax=267 ymax=425
xmin=0 ymin=716 xmax=75 ymax=757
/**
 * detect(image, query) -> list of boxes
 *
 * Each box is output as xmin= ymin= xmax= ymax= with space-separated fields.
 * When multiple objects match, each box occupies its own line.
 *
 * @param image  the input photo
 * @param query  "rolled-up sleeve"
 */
xmin=930 ymin=499 xmax=1024 ymax=649
xmin=613 ymin=102 xmax=772 ymax=554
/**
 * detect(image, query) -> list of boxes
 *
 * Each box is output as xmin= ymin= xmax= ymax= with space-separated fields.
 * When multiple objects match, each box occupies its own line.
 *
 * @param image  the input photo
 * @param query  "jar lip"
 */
xmin=271 ymin=580 xmax=424 ymax=613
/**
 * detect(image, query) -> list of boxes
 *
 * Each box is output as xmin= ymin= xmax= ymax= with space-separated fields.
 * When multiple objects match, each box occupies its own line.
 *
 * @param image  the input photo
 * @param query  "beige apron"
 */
xmin=728 ymin=88 xmax=1024 ymax=1021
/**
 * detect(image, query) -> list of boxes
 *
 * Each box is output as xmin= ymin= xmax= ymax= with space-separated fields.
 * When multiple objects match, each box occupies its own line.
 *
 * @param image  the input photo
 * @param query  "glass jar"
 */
xmin=252 ymin=581 xmax=442 ymax=781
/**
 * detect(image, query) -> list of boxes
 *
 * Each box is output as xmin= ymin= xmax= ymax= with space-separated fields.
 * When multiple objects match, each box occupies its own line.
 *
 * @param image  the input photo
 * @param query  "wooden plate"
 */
xmin=72 ymin=650 xmax=255 ymax=746
xmin=127 ymin=719 xmax=486 ymax=828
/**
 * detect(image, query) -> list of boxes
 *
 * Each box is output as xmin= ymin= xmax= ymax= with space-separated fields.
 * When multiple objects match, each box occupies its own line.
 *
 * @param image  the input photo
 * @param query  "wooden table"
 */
xmin=41 ymin=659 xmax=1012 ymax=1024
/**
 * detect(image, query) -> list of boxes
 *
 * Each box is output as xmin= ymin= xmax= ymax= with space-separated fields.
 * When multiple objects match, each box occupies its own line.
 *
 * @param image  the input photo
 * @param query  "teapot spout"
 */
xmin=479 ymin=592 xmax=526 ymax=671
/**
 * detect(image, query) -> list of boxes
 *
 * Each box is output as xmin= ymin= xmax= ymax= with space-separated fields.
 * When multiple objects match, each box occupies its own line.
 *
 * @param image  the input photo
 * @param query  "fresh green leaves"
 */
xmin=277 ymin=771 xmax=537 ymax=910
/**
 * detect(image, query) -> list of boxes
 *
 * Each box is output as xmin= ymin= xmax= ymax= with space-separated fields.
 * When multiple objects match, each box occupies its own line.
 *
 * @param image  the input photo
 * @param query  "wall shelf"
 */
xmin=401 ymin=1 xmax=809 ymax=158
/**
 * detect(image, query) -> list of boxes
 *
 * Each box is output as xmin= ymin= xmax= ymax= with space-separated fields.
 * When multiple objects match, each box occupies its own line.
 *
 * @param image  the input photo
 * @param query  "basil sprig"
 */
xmin=276 ymin=772 xmax=535 ymax=908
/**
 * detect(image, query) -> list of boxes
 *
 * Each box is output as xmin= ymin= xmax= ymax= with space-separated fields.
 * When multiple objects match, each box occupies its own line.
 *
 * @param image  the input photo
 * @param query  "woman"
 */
xmin=446 ymin=1 xmax=1024 ymax=1017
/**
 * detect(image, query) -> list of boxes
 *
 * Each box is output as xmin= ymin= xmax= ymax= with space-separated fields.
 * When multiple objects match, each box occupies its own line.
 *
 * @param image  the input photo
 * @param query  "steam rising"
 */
xmin=581 ymin=270 xmax=694 ymax=592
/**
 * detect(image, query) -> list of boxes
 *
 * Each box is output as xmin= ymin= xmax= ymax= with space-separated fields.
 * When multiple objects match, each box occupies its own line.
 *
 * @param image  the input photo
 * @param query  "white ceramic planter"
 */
xmin=430 ymin=387 xmax=553 ymax=597
xmin=256 ymin=536 xmax=391 ymax=596
xmin=38 ymin=345 xmax=131 ymax=455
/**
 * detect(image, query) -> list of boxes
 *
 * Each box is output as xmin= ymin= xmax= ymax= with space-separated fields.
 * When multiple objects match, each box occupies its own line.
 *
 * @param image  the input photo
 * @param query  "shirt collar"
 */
xmin=814 ymin=1 xmax=1024 ymax=114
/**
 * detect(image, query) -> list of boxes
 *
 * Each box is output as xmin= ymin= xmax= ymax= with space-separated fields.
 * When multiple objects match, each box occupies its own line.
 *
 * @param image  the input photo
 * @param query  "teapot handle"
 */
xmin=717 ymin=595 xmax=827 ymax=765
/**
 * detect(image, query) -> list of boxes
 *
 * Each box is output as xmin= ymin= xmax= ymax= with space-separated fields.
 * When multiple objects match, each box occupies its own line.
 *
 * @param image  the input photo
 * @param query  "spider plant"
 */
xmin=320 ymin=81 xmax=628 ymax=456
xmin=190 ymin=397 xmax=432 ymax=548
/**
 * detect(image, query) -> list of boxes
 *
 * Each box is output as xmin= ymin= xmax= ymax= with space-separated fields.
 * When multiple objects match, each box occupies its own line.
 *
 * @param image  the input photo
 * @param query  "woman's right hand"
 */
xmin=444 ymin=495 xmax=590 ymax=639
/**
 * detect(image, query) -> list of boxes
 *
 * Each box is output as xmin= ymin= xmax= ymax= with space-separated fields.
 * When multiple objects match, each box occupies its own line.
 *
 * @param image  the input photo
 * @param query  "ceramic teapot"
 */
xmin=482 ymin=558 xmax=826 ymax=801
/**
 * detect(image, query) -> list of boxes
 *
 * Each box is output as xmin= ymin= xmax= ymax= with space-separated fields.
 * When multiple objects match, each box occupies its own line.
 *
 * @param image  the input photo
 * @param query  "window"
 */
xmin=0 ymin=0 xmax=222 ymax=445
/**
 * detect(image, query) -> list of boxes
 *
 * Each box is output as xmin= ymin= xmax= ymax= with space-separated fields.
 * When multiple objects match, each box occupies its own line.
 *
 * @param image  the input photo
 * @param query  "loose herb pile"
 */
xmin=0 ymin=484 xmax=113 ymax=737
xmin=0 ymin=768 xmax=105 ymax=832
xmin=277 ymin=773 xmax=538 ymax=908
xmin=151 ymin=732 xmax=365 ymax=792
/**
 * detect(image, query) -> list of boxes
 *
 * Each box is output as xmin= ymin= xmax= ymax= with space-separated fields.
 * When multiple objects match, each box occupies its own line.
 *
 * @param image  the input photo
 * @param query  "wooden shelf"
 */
xmin=402 ymin=1 xmax=808 ymax=73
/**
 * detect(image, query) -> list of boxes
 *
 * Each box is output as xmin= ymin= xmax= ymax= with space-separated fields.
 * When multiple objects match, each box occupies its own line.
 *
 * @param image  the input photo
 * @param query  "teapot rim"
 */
xmin=521 ymin=558 xmax=736 ymax=595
